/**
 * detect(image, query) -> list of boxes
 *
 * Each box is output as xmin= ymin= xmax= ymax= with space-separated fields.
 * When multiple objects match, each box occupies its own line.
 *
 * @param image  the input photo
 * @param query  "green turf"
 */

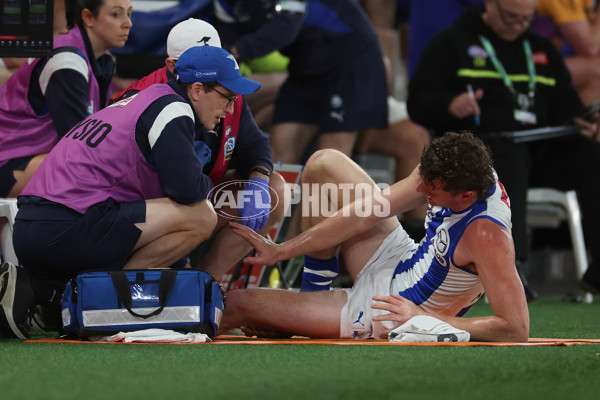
xmin=1 ymin=296 xmax=599 ymax=400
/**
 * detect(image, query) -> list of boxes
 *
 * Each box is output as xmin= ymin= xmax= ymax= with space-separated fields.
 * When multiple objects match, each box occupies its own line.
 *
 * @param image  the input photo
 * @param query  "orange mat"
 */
xmin=24 ymin=336 xmax=600 ymax=347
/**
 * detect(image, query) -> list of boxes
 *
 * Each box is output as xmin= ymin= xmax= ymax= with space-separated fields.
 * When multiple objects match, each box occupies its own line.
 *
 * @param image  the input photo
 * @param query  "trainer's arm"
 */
xmin=230 ymin=166 xmax=425 ymax=265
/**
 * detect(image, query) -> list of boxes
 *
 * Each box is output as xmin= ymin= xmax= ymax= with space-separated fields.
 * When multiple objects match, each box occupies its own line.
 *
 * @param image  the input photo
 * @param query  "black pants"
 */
xmin=486 ymin=135 xmax=600 ymax=271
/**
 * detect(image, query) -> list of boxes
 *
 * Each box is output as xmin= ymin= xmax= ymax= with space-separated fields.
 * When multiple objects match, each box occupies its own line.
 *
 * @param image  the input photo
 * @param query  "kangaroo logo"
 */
xmin=199 ymin=37 xmax=211 ymax=45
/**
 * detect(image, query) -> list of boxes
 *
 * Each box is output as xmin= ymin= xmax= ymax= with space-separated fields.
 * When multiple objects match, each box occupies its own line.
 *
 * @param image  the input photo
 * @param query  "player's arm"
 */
xmin=373 ymin=219 xmax=530 ymax=342
xmin=230 ymin=166 xmax=426 ymax=265
xmin=452 ymin=219 xmax=529 ymax=341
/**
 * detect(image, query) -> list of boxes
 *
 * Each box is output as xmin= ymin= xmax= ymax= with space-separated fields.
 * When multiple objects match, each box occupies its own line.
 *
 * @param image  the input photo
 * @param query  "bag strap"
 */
xmin=109 ymin=270 xmax=177 ymax=319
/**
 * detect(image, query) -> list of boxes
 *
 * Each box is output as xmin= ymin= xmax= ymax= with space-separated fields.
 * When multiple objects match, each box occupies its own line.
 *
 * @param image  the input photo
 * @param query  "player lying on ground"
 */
xmin=220 ymin=131 xmax=529 ymax=342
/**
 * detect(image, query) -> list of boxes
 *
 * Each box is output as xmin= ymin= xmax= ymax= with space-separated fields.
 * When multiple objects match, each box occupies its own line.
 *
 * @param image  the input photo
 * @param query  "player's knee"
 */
xmin=267 ymin=172 xmax=288 ymax=223
xmin=303 ymin=149 xmax=345 ymax=183
xmin=223 ymin=288 xmax=253 ymax=321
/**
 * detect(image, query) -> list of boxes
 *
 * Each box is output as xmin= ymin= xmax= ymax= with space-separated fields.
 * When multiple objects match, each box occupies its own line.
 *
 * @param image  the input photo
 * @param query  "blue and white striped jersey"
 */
xmin=391 ymin=177 xmax=512 ymax=317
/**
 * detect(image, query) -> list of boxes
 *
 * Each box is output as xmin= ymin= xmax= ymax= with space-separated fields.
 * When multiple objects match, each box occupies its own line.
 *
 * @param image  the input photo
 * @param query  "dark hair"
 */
xmin=419 ymin=131 xmax=495 ymax=198
xmin=198 ymin=81 xmax=219 ymax=92
xmin=177 ymin=81 xmax=218 ymax=92
xmin=71 ymin=0 xmax=104 ymax=27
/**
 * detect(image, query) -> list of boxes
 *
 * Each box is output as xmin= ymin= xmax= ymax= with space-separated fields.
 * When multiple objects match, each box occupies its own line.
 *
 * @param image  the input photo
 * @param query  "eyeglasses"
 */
xmin=494 ymin=0 xmax=533 ymax=27
xmin=211 ymin=86 xmax=237 ymax=108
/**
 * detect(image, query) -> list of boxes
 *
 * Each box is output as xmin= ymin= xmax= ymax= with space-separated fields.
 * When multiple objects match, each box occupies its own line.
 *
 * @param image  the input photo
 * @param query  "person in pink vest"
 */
xmin=0 ymin=0 xmax=133 ymax=198
xmin=112 ymin=18 xmax=287 ymax=275
xmin=0 ymin=46 xmax=284 ymax=339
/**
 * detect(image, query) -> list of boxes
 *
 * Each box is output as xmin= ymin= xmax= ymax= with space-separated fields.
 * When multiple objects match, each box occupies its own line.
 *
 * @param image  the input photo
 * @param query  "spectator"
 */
xmin=0 ymin=46 xmax=271 ymax=339
xmin=407 ymin=0 xmax=485 ymax=79
xmin=212 ymin=0 xmax=388 ymax=163
xmin=0 ymin=0 xmax=133 ymax=198
xmin=222 ymin=132 xmax=529 ymax=342
xmin=113 ymin=18 xmax=287 ymax=277
xmin=359 ymin=0 xmax=398 ymax=93
xmin=531 ymin=0 xmax=600 ymax=105
xmin=407 ymin=0 xmax=600 ymax=298
xmin=356 ymin=0 xmax=430 ymax=232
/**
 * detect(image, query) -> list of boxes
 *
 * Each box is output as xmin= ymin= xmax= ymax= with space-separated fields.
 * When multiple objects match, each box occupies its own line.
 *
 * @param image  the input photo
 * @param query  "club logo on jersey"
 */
xmin=224 ymin=137 xmax=236 ymax=161
xmin=433 ymin=227 xmax=449 ymax=267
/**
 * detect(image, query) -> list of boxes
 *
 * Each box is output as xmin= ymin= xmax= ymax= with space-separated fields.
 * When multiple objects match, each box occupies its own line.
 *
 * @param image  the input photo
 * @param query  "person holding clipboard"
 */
xmin=407 ymin=0 xmax=600 ymax=299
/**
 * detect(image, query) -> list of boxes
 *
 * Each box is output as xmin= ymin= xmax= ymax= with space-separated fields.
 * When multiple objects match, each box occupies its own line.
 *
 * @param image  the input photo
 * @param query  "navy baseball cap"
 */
xmin=174 ymin=46 xmax=261 ymax=95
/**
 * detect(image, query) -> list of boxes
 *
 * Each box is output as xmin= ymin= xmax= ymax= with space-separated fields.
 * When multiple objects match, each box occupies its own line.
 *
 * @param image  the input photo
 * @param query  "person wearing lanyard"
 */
xmin=407 ymin=0 xmax=600 ymax=299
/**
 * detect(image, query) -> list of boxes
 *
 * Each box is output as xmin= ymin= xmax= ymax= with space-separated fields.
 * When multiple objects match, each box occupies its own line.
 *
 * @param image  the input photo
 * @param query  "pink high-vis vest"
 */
xmin=0 ymin=26 xmax=110 ymax=166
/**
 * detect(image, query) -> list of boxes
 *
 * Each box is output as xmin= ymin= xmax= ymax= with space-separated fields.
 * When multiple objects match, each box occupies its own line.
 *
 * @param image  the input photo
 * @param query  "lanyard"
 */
xmin=479 ymin=35 xmax=536 ymax=101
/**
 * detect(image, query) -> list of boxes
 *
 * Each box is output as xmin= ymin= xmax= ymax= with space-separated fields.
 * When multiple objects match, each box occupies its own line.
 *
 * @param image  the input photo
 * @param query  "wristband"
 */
xmin=251 ymin=166 xmax=271 ymax=177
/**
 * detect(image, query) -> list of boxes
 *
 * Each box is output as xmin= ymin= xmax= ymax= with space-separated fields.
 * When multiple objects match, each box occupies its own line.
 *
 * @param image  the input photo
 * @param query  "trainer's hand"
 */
xmin=371 ymin=294 xmax=425 ymax=325
xmin=238 ymin=177 xmax=271 ymax=231
xmin=229 ymin=222 xmax=283 ymax=265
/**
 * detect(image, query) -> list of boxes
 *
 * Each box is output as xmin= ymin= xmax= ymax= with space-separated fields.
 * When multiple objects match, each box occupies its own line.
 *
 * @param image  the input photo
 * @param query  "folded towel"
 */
xmin=388 ymin=316 xmax=470 ymax=342
xmin=91 ymin=328 xmax=211 ymax=343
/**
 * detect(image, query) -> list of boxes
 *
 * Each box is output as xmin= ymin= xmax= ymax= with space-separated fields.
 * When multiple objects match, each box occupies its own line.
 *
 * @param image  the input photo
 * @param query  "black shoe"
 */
xmin=580 ymin=268 xmax=600 ymax=294
xmin=0 ymin=262 xmax=35 ymax=339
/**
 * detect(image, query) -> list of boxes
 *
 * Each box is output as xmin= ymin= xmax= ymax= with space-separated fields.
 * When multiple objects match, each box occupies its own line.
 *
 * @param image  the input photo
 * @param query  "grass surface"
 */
xmin=1 ymin=296 xmax=599 ymax=400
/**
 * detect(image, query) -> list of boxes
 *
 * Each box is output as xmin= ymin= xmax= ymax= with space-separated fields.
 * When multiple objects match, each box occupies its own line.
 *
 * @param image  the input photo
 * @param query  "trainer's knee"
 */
xmin=187 ymin=200 xmax=218 ymax=234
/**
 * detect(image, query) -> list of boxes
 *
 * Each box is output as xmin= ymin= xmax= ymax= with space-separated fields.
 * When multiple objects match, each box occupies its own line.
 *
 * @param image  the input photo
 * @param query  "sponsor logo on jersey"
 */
xmin=433 ymin=227 xmax=449 ymax=267
xmin=224 ymin=137 xmax=236 ymax=161
xmin=225 ymin=125 xmax=232 ymax=137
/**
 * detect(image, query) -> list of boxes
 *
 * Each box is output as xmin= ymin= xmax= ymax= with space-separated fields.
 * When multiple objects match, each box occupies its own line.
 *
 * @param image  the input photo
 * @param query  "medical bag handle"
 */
xmin=109 ymin=270 xmax=177 ymax=319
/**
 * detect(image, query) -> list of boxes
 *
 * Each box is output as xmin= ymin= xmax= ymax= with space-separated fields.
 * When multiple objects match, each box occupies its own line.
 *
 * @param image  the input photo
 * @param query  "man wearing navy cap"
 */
xmin=0 ymin=46 xmax=282 ymax=339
